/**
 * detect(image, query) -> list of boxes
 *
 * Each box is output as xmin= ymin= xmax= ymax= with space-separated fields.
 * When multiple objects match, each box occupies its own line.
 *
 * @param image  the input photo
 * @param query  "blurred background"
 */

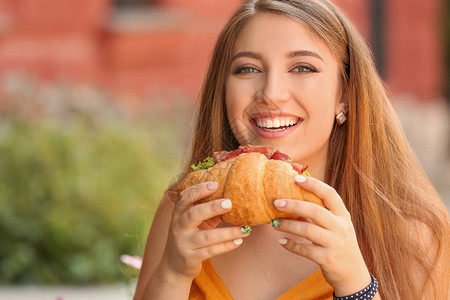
xmin=0 ymin=0 xmax=448 ymax=299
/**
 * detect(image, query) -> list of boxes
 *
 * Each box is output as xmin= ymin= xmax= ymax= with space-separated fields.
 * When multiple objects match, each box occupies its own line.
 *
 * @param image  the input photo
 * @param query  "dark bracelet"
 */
xmin=333 ymin=273 xmax=378 ymax=300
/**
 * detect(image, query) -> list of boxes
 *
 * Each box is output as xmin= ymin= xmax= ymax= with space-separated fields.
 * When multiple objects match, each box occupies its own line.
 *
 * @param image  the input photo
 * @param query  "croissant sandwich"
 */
xmin=177 ymin=145 xmax=324 ymax=226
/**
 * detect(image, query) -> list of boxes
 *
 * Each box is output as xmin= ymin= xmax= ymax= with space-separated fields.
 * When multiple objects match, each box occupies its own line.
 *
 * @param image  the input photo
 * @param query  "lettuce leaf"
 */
xmin=302 ymin=170 xmax=311 ymax=177
xmin=190 ymin=157 xmax=216 ymax=171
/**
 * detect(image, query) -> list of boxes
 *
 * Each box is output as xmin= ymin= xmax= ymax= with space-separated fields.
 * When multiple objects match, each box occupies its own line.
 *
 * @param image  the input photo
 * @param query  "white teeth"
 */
xmin=255 ymin=118 xmax=299 ymax=130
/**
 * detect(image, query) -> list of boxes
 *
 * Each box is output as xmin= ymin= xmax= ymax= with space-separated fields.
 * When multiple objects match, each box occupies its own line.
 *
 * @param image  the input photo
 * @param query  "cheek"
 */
xmin=296 ymin=77 xmax=340 ymax=141
xmin=301 ymin=75 xmax=341 ymax=117
xmin=308 ymin=98 xmax=338 ymax=135
xmin=226 ymin=79 xmax=268 ymax=146
xmin=314 ymin=98 xmax=339 ymax=118
xmin=225 ymin=88 xmax=250 ymax=142
xmin=225 ymin=78 xmax=256 ymax=121
xmin=225 ymin=88 xmax=241 ymax=124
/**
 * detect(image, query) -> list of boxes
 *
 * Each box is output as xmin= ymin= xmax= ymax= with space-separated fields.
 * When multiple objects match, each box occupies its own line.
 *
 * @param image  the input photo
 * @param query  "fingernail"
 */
xmin=271 ymin=219 xmax=280 ymax=228
xmin=295 ymin=175 xmax=307 ymax=183
xmin=240 ymin=226 xmax=252 ymax=234
xmin=207 ymin=181 xmax=218 ymax=190
xmin=234 ymin=238 xmax=243 ymax=245
xmin=220 ymin=199 xmax=232 ymax=209
xmin=274 ymin=199 xmax=287 ymax=208
xmin=279 ymin=238 xmax=288 ymax=245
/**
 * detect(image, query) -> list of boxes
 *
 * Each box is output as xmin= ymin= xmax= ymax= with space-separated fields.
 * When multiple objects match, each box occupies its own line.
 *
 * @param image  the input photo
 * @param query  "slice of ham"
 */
xmin=213 ymin=145 xmax=275 ymax=162
xmin=290 ymin=162 xmax=308 ymax=174
xmin=212 ymin=145 xmax=307 ymax=175
xmin=271 ymin=150 xmax=291 ymax=162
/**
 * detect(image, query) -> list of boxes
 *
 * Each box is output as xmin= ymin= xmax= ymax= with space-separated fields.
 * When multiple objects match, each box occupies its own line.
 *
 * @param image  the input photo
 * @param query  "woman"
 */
xmin=134 ymin=0 xmax=448 ymax=299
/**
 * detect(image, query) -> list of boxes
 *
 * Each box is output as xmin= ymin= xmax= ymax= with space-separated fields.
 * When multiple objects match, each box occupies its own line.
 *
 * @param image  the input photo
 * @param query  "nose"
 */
xmin=256 ymin=72 xmax=290 ymax=105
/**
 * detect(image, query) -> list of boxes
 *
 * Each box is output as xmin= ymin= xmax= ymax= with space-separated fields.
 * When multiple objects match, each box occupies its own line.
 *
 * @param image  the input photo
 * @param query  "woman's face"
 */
xmin=225 ymin=13 xmax=344 ymax=176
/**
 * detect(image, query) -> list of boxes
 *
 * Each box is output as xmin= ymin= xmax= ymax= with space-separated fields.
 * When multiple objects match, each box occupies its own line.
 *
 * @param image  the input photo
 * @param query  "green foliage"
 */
xmin=0 ymin=72 xmax=192 ymax=284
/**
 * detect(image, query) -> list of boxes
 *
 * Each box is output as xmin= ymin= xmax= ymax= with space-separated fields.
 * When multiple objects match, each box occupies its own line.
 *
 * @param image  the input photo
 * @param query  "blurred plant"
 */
xmin=0 ymin=71 xmax=193 ymax=284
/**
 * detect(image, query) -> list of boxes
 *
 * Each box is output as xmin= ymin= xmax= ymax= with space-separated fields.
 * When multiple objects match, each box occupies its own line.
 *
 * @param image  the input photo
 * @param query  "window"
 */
xmin=114 ymin=0 xmax=157 ymax=8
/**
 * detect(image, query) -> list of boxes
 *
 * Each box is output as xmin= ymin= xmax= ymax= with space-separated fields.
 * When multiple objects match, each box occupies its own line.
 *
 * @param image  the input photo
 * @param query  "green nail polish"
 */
xmin=241 ymin=226 xmax=252 ymax=234
xmin=271 ymin=219 xmax=281 ymax=228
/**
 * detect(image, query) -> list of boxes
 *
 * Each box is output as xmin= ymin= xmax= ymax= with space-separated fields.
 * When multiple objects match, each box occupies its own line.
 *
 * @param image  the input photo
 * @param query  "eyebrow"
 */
xmin=287 ymin=50 xmax=323 ymax=61
xmin=231 ymin=51 xmax=262 ymax=61
xmin=231 ymin=50 xmax=323 ymax=62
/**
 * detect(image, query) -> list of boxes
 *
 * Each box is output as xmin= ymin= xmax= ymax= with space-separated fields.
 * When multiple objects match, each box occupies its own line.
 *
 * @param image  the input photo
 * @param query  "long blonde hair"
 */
xmin=184 ymin=0 xmax=448 ymax=298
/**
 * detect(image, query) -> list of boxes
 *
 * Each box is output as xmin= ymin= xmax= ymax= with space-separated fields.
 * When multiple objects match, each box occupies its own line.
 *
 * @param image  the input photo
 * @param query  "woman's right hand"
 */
xmin=157 ymin=181 xmax=250 ymax=281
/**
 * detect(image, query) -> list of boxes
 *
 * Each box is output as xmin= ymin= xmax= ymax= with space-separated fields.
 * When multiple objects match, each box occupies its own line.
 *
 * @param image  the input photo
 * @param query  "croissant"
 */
xmin=177 ymin=150 xmax=324 ymax=226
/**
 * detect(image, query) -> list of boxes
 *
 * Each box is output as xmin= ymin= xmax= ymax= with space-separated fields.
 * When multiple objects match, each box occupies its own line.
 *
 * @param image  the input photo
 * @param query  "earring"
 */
xmin=336 ymin=112 xmax=347 ymax=125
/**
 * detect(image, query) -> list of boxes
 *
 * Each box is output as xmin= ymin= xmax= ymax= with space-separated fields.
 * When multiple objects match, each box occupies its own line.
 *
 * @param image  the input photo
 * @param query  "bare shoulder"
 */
xmin=156 ymin=183 xmax=178 ymax=214
xmin=145 ymin=184 xmax=177 ymax=231
xmin=134 ymin=183 xmax=178 ymax=300
xmin=145 ymin=182 xmax=178 ymax=253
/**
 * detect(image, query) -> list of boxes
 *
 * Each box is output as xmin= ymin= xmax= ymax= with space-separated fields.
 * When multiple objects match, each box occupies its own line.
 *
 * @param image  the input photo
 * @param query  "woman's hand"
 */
xmin=272 ymin=175 xmax=372 ymax=297
xmin=158 ymin=181 xmax=250 ymax=282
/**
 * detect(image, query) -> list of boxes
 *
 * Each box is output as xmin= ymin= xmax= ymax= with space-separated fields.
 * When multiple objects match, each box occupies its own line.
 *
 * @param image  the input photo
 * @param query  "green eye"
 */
xmin=293 ymin=66 xmax=314 ymax=73
xmin=235 ymin=66 xmax=259 ymax=74
xmin=242 ymin=67 xmax=258 ymax=73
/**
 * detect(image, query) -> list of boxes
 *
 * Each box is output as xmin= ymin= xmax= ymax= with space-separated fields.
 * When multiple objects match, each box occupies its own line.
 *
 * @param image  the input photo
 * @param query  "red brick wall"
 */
xmin=385 ymin=0 xmax=444 ymax=100
xmin=0 ymin=0 xmax=445 ymax=103
xmin=103 ymin=0 xmax=243 ymax=98
xmin=0 ymin=0 xmax=110 ymax=82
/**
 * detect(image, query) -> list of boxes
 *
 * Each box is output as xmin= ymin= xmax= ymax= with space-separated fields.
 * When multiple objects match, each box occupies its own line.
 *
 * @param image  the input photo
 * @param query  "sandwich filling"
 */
xmin=191 ymin=145 xmax=309 ymax=175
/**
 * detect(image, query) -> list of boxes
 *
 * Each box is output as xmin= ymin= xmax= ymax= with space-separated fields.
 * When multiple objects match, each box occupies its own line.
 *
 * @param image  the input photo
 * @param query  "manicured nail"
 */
xmin=271 ymin=219 xmax=280 ymax=228
xmin=279 ymin=238 xmax=288 ymax=245
xmin=207 ymin=181 xmax=218 ymax=190
xmin=220 ymin=199 xmax=232 ymax=209
xmin=274 ymin=199 xmax=287 ymax=208
xmin=234 ymin=238 xmax=243 ymax=245
xmin=240 ymin=226 xmax=252 ymax=234
xmin=295 ymin=175 xmax=307 ymax=183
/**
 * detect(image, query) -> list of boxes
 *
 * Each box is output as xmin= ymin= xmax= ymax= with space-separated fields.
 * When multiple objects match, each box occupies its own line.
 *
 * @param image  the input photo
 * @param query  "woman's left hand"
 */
xmin=272 ymin=174 xmax=372 ymax=297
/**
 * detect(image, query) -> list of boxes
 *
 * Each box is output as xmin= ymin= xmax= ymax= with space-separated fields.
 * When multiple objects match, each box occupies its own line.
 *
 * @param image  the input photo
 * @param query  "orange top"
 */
xmin=189 ymin=259 xmax=334 ymax=300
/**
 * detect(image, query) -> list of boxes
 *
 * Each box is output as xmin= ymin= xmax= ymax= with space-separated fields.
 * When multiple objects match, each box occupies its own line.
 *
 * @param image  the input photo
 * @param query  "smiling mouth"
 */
xmin=252 ymin=117 xmax=301 ymax=131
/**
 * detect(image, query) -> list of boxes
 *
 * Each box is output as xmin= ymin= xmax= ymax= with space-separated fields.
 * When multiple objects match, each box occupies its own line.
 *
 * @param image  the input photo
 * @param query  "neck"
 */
xmin=306 ymin=159 xmax=327 ymax=182
xmin=293 ymin=149 xmax=328 ymax=182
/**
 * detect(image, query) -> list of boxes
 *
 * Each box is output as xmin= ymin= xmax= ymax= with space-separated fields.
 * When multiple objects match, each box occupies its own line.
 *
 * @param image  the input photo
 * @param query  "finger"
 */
xmin=279 ymin=237 xmax=323 ymax=263
xmin=294 ymin=175 xmax=349 ymax=216
xmin=198 ymin=216 xmax=222 ymax=230
xmin=273 ymin=219 xmax=332 ymax=247
xmin=176 ymin=181 xmax=219 ymax=213
xmin=194 ymin=238 xmax=245 ymax=261
xmin=179 ymin=198 xmax=232 ymax=229
xmin=273 ymin=199 xmax=337 ymax=229
xmin=191 ymin=226 xmax=251 ymax=250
